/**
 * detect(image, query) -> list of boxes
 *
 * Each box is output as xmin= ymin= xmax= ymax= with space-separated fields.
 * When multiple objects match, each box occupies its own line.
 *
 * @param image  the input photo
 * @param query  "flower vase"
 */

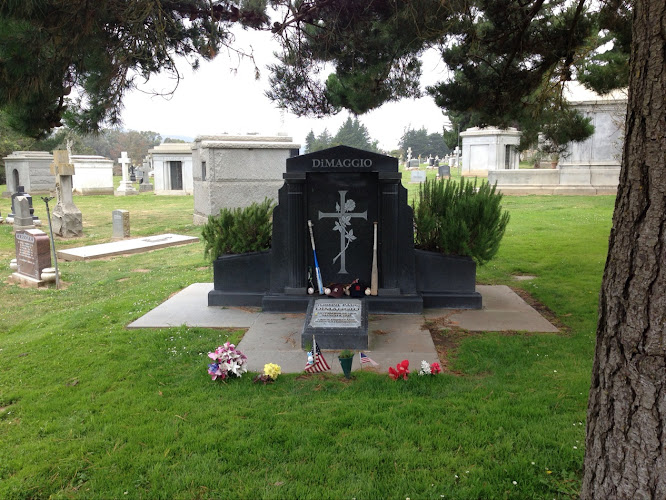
xmin=339 ymin=356 xmax=353 ymax=379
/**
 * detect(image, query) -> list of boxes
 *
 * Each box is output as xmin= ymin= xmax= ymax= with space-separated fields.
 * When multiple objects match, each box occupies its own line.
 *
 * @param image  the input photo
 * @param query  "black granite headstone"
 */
xmin=263 ymin=145 xmax=420 ymax=313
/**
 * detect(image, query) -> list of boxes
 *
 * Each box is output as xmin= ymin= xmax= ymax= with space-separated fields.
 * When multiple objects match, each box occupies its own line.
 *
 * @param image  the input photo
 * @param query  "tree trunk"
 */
xmin=581 ymin=1 xmax=666 ymax=498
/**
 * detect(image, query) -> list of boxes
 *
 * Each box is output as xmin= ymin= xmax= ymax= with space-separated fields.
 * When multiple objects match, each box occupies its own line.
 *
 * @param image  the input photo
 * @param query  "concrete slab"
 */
xmin=128 ymin=283 xmax=558 ymax=373
xmin=127 ymin=283 xmax=260 ymax=329
xmin=424 ymin=285 xmax=559 ymax=333
xmin=58 ymin=233 xmax=199 ymax=261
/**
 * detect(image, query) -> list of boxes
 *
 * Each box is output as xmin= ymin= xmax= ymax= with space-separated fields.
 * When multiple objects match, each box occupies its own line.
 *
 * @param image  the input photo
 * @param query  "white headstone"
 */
xmin=116 ymin=151 xmax=138 ymax=196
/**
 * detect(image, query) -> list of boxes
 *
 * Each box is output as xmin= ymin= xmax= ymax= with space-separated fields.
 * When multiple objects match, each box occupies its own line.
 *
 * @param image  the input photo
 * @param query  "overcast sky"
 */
xmin=120 ymin=28 xmax=451 ymax=151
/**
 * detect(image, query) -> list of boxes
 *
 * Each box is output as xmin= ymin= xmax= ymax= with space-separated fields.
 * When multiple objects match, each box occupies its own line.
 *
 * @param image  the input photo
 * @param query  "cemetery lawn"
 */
xmin=0 ymin=187 xmax=614 ymax=499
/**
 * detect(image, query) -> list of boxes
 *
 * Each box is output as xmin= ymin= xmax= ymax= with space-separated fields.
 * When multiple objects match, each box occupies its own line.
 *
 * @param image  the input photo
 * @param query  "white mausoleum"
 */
xmin=2 ymin=151 xmax=114 ymax=197
xmin=192 ymin=134 xmax=300 ymax=225
xmin=147 ymin=143 xmax=194 ymax=195
xmin=489 ymin=83 xmax=627 ymax=195
xmin=459 ymin=127 xmax=521 ymax=176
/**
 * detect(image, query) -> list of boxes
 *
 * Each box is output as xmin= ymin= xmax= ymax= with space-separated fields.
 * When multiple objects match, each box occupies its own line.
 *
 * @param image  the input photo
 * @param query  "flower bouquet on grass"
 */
xmin=389 ymin=359 xmax=410 ymax=380
xmin=254 ymin=363 xmax=282 ymax=384
xmin=418 ymin=360 xmax=442 ymax=376
xmin=207 ymin=342 xmax=248 ymax=380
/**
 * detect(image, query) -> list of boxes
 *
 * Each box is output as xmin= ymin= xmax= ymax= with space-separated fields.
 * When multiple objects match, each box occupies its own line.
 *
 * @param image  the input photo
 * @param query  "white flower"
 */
xmin=512 ymin=481 xmax=517 ymax=485
xmin=418 ymin=360 xmax=431 ymax=376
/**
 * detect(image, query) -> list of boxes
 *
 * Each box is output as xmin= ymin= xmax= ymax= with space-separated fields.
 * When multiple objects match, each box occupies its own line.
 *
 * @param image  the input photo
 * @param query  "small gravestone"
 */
xmin=302 ymin=298 xmax=368 ymax=349
xmin=13 ymin=196 xmax=35 ymax=231
xmin=408 ymin=159 xmax=420 ymax=170
xmin=438 ymin=165 xmax=451 ymax=178
xmin=112 ymin=210 xmax=130 ymax=239
xmin=11 ymin=228 xmax=51 ymax=287
xmin=51 ymin=150 xmax=83 ymax=237
xmin=410 ymin=170 xmax=427 ymax=183
xmin=139 ymin=165 xmax=154 ymax=192
xmin=9 ymin=186 xmax=40 ymax=224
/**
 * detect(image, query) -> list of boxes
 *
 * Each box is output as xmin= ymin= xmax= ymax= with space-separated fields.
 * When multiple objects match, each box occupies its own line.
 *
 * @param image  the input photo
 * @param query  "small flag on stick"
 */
xmin=360 ymin=352 xmax=379 ymax=367
xmin=305 ymin=337 xmax=331 ymax=373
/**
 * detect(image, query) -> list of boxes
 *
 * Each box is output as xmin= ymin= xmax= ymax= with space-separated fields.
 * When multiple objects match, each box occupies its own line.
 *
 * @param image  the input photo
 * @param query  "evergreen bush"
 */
xmin=202 ymin=198 xmax=274 ymax=260
xmin=412 ymin=178 xmax=510 ymax=265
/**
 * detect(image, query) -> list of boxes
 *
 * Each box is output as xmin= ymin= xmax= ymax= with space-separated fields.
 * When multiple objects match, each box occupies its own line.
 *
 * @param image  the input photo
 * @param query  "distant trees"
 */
xmin=304 ymin=117 xmax=378 ymax=153
xmin=399 ymin=127 xmax=449 ymax=159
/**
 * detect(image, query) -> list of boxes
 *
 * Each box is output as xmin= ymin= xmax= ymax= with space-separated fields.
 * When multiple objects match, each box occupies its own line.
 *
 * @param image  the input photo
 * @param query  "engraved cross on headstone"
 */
xmin=318 ymin=190 xmax=367 ymax=274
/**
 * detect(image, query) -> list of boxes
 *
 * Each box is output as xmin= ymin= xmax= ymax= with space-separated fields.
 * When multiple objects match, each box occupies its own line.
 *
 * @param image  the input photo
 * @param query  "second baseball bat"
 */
xmin=371 ymin=221 xmax=378 ymax=296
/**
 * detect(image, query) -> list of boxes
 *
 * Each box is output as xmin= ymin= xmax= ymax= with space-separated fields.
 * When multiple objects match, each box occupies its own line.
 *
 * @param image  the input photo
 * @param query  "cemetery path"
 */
xmin=129 ymin=284 xmax=558 ymax=374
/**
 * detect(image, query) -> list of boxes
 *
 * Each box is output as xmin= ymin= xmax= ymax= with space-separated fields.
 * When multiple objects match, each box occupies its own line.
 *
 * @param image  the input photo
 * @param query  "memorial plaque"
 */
xmin=15 ymin=229 xmax=51 ymax=280
xmin=302 ymin=297 xmax=368 ymax=349
xmin=310 ymin=299 xmax=362 ymax=329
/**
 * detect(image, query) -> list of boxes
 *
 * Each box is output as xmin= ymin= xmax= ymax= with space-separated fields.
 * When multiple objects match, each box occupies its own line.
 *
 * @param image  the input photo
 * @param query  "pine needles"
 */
xmin=201 ymin=198 xmax=274 ymax=260
xmin=413 ymin=177 xmax=510 ymax=265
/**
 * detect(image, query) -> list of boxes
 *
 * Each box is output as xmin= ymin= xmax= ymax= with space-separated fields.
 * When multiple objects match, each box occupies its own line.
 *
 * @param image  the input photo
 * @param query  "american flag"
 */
xmin=360 ymin=352 xmax=379 ymax=367
xmin=305 ymin=337 xmax=331 ymax=373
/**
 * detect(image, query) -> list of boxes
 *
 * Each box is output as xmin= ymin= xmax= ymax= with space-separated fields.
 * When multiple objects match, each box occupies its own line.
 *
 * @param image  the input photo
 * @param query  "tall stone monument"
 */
xmin=116 ymin=151 xmax=137 ymax=195
xmin=51 ymin=150 xmax=83 ymax=237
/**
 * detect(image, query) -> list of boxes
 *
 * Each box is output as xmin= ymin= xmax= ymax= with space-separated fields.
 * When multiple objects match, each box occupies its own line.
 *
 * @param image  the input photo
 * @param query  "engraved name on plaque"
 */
xmin=309 ymin=299 xmax=362 ymax=329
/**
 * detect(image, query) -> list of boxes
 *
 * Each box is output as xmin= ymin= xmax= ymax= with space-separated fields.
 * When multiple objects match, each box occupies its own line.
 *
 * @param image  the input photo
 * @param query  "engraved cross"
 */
xmin=318 ymin=190 xmax=367 ymax=274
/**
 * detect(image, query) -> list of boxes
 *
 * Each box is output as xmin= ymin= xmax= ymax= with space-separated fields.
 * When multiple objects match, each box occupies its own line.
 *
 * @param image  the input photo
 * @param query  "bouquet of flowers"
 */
xmin=207 ymin=342 xmax=248 ymax=380
xmin=418 ymin=360 xmax=442 ymax=376
xmin=388 ymin=359 xmax=410 ymax=380
xmin=254 ymin=363 xmax=282 ymax=384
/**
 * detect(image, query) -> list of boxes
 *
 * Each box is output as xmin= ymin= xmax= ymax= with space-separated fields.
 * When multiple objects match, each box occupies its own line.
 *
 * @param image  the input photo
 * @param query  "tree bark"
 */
xmin=581 ymin=1 xmax=666 ymax=498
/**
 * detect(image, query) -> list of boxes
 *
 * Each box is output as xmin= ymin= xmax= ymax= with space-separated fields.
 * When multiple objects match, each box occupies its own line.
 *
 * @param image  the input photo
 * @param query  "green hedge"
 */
xmin=201 ymin=198 xmax=274 ymax=260
xmin=412 ymin=177 xmax=510 ymax=265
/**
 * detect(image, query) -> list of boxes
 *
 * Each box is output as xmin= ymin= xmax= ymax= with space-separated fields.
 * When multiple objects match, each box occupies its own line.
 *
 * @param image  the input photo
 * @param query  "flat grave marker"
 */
xmin=302 ymin=298 xmax=368 ymax=349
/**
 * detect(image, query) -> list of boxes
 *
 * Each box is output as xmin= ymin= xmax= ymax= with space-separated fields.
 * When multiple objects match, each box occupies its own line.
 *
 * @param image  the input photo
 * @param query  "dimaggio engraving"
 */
xmin=311 ymin=158 xmax=373 ymax=168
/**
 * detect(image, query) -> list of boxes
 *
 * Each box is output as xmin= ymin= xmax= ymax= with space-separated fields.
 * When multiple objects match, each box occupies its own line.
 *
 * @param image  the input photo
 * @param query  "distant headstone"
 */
xmin=138 ymin=165 xmax=154 ymax=192
xmin=410 ymin=170 xmax=427 ymax=183
xmin=129 ymin=166 xmax=137 ymax=182
xmin=302 ymin=298 xmax=368 ymax=349
xmin=12 ymin=228 xmax=51 ymax=286
xmin=116 ymin=152 xmax=138 ymax=196
xmin=408 ymin=159 xmax=420 ymax=169
xmin=51 ymin=150 xmax=83 ymax=237
xmin=13 ymin=196 xmax=35 ymax=231
xmin=9 ymin=185 xmax=40 ymax=223
xmin=438 ymin=165 xmax=451 ymax=178
xmin=112 ymin=210 xmax=130 ymax=239
xmin=428 ymin=156 xmax=434 ymax=166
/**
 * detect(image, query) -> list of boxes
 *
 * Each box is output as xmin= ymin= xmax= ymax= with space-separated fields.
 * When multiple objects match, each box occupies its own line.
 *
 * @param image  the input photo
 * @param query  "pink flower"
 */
xmin=430 ymin=362 xmax=441 ymax=374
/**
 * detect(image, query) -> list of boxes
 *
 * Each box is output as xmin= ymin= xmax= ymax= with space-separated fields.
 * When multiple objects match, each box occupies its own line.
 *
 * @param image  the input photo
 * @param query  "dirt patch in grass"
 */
xmin=424 ymin=320 xmax=474 ymax=376
xmin=132 ymin=269 xmax=150 ymax=273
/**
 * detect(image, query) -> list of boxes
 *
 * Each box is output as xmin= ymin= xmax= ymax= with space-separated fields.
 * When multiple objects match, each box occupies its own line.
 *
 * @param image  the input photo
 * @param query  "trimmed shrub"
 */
xmin=202 ymin=198 xmax=274 ymax=260
xmin=412 ymin=178 xmax=510 ymax=265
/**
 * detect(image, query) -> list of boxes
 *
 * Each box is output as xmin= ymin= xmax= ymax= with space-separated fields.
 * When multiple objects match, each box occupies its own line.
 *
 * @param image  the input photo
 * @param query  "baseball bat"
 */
xmin=308 ymin=220 xmax=324 ymax=294
xmin=371 ymin=221 xmax=378 ymax=296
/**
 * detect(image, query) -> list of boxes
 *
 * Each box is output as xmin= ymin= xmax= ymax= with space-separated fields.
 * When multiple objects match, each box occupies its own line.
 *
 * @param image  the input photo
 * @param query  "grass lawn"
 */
xmin=0 ymin=184 xmax=614 ymax=499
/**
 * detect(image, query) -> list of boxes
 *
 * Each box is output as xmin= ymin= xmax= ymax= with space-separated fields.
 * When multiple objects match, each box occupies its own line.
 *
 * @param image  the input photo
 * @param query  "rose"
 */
xmin=430 ymin=362 xmax=441 ymax=374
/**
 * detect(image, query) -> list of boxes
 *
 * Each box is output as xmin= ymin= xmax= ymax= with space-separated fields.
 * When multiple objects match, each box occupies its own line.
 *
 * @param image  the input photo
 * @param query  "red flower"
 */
xmin=430 ymin=362 xmax=441 ymax=374
xmin=389 ymin=360 xmax=410 ymax=380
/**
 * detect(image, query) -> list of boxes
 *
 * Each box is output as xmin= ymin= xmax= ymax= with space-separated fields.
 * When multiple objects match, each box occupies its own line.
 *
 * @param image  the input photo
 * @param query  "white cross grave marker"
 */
xmin=116 ymin=151 xmax=137 ymax=195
